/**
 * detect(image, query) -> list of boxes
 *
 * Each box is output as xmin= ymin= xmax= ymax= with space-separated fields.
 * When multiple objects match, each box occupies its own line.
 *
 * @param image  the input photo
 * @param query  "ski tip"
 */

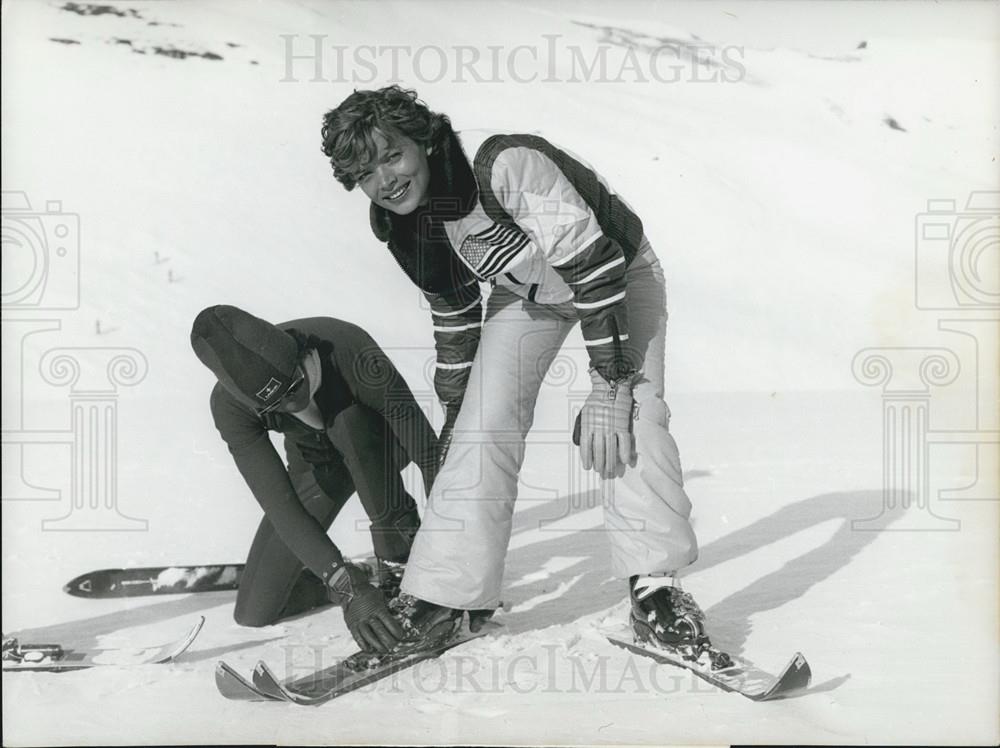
xmin=216 ymin=660 xmax=240 ymax=679
xmin=183 ymin=616 xmax=206 ymax=641
xmin=790 ymin=652 xmax=809 ymax=671
xmin=62 ymin=575 xmax=90 ymax=597
xmin=252 ymin=660 xmax=273 ymax=678
xmin=216 ymin=659 xmax=249 ymax=680
xmin=157 ymin=616 xmax=207 ymax=663
xmin=215 ymin=660 xmax=279 ymax=702
xmin=764 ymin=651 xmax=812 ymax=699
xmin=792 ymin=651 xmax=811 ymax=681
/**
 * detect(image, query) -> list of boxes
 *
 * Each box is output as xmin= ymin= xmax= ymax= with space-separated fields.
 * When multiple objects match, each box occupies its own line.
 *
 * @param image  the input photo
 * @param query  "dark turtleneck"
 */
xmin=369 ymin=128 xmax=480 ymax=295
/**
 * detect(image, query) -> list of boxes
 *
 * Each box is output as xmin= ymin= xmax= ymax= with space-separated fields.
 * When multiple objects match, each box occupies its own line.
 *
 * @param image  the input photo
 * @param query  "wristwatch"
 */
xmin=322 ymin=561 xmax=356 ymax=603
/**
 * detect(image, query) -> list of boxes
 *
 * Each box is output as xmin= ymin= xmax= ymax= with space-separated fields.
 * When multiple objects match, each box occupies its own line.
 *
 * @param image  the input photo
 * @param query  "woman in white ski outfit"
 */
xmin=322 ymin=86 xmax=709 ymax=652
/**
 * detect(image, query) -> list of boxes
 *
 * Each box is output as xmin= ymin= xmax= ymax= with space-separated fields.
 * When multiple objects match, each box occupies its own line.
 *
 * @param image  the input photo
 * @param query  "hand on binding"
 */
xmin=328 ymin=563 xmax=404 ymax=653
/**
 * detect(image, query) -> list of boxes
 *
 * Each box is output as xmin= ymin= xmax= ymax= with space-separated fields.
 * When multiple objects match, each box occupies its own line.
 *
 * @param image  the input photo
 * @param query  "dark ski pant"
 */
xmin=234 ymin=404 xmax=420 ymax=627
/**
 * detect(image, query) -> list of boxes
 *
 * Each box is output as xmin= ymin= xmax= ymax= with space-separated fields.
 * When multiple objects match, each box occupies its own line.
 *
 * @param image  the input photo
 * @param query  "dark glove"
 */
xmin=574 ymin=369 xmax=638 ymax=479
xmin=420 ymin=402 xmax=461 ymax=495
xmin=328 ymin=563 xmax=404 ymax=653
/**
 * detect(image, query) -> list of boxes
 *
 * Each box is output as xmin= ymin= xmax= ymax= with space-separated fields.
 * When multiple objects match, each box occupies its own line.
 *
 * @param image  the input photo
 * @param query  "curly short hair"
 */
xmin=320 ymin=86 xmax=452 ymax=191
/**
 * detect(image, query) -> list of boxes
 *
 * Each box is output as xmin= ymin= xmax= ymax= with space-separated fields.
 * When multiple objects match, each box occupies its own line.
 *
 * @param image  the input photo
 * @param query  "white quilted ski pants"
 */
xmin=401 ymin=239 xmax=698 ymax=609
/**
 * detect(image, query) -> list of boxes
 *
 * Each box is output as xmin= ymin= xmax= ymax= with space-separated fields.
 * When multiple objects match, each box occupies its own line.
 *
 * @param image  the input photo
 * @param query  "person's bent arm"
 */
xmin=332 ymin=327 xmax=442 ymax=494
xmin=424 ymin=282 xmax=482 ymax=469
xmin=210 ymin=386 xmax=345 ymax=581
xmin=479 ymin=136 xmax=642 ymax=381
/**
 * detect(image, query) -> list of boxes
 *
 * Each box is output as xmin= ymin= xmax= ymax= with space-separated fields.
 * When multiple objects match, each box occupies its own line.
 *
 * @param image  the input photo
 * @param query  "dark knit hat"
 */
xmin=190 ymin=305 xmax=300 ymax=410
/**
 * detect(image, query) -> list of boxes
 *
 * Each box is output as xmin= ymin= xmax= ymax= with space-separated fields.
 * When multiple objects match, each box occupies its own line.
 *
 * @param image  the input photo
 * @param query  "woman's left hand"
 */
xmin=575 ymin=370 xmax=637 ymax=479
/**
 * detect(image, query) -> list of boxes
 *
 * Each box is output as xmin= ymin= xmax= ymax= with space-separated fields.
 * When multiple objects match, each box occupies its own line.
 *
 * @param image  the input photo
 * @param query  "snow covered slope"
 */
xmin=2 ymin=0 xmax=997 ymax=745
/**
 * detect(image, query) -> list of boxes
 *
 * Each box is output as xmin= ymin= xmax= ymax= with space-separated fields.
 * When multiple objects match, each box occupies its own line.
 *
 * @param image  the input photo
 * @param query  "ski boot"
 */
xmin=629 ymin=575 xmax=732 ymax=670
xmin=388 ymin=593 xmax=463 ymax=654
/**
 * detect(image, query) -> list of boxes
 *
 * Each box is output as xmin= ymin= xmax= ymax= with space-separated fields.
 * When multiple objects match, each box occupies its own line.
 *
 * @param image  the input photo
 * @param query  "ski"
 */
xmin=214 ymin=661 xmax=281 ymax=702
xmin=255 ymin=627 xmax=487 ymax=706
xmin=217 ymin=624 xmax=491 ymax=706
xmin=606 ymin=632 xmax=810 ymax=701
xmin=3 ymin=616 xmax=205 ymax=672
xmin=64 ymin=565 xmax=244 ymax=598
xmin=64 ymin=558 xmax=379 ymax=599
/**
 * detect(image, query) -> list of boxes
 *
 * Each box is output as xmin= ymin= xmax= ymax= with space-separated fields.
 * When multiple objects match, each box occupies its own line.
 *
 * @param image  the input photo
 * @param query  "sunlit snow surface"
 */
xmin=2 ymin=0 xmax=997 ymax=744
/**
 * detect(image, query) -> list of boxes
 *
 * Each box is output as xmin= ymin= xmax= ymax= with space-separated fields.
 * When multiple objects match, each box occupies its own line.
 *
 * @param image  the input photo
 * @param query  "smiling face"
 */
xmin=355 ymin=130 xmax=432 ymax=215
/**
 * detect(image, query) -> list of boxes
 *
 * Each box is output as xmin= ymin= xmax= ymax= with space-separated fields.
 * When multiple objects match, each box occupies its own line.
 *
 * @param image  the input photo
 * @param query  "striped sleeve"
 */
xmin=488 ymin=146 xmax=640 ymax=381
xmin=425 ymin=279 xmax=483 ymax=406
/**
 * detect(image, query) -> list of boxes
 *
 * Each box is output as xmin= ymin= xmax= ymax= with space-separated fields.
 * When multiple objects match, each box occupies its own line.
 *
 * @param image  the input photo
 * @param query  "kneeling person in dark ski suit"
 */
xmin=190 ymin=305 xmax=438 ymax=653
